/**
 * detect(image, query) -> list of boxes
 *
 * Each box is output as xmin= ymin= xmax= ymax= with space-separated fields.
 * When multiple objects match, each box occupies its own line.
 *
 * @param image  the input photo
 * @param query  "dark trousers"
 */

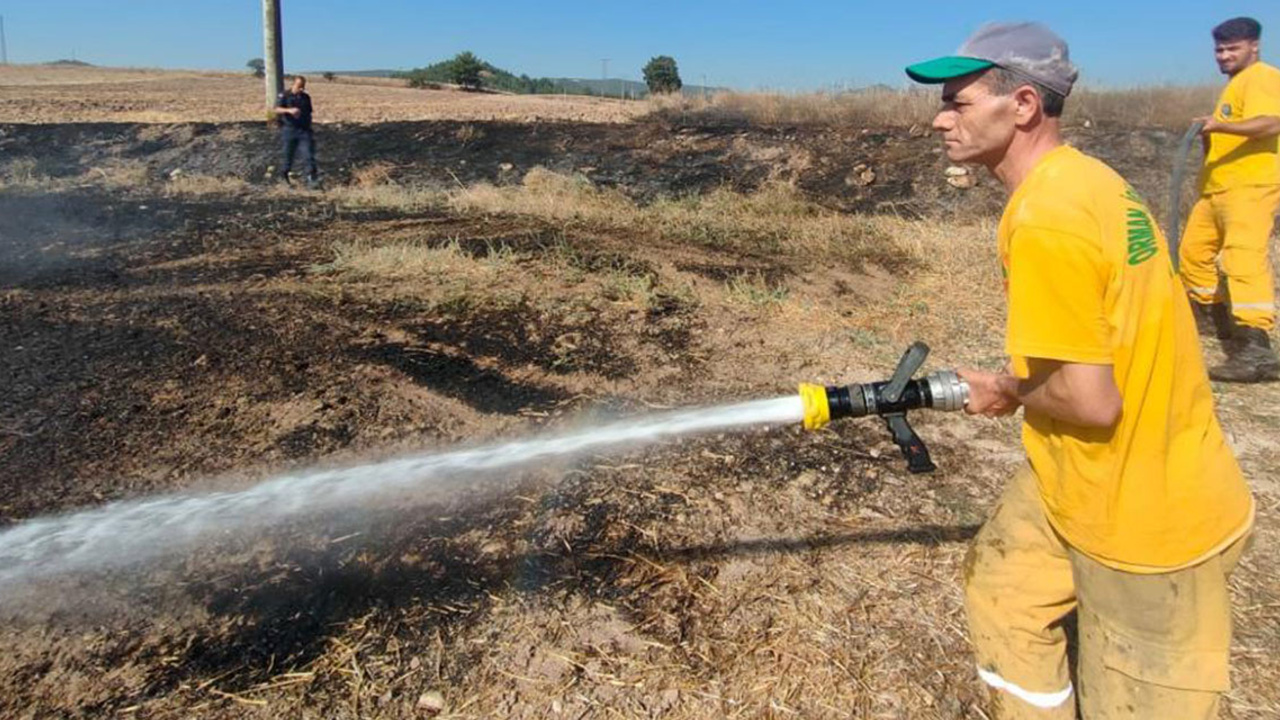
xmin=281 ymin=127 xmax=317 ymax=180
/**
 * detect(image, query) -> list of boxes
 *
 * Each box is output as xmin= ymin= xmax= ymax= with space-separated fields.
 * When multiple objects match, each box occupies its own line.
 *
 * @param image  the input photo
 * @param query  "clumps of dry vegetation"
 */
xmin=649 ymin=85 xmax=1218 ymax=130
xmin=0 ymin=157 xmax=49 ymax=188
xmin=1067 ymin=84 xmax=1218 ymax=128
xmin=450 ymin=168 xmax=906 ymax=269
xmin=328 ymin=162 xmax=445 ymax=211
xmin=84 ymin=161 xmax=152 ymax=189
xmin=325 ymin=236 xmax=516 ymax=285
xmin=648 ymin=87 xmax=940 ymax=127
xmin=350 ymin=160 xmax=396 ymax=188
xmin=161 ymin=173 xmax=248 ymax=197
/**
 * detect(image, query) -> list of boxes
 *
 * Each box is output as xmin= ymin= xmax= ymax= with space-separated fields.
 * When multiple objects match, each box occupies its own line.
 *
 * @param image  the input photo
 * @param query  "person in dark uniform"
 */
xmin=273 ymin=75 xmax=319 ymax=188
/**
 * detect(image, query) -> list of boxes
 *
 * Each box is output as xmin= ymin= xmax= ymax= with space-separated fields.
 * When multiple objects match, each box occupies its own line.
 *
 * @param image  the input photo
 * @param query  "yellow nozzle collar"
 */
xmin=799 ymin=383 xmax=831 ymax=431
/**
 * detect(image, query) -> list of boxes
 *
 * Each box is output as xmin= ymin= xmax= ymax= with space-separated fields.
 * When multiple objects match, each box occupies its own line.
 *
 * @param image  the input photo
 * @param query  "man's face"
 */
xmin=932 ymin=73 xmax=1018 ymax=167
xmin=1214 ymin=39 xmax=1259 ymax=75
xmin=291 ymin=77 xmax=306 ymax=93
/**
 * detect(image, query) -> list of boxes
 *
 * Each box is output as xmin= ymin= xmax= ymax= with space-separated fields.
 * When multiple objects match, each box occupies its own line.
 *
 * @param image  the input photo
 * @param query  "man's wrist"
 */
xmin=997 ymin=374 xmax=1022 ymax=401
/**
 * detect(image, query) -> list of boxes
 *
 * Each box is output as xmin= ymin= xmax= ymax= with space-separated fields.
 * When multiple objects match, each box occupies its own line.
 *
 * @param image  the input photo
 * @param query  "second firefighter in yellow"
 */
xmin=1180 ymin=17 xmax=1280 ymax=382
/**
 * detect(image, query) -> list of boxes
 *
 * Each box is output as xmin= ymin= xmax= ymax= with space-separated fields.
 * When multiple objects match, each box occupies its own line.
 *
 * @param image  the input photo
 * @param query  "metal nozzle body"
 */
xmin=923 ymin=370 xmax=969 ymax=412
xmin=828 ymin=370 xmax=968 ymax=420
xmin=798 ymin=371 xmax=968 ymax=429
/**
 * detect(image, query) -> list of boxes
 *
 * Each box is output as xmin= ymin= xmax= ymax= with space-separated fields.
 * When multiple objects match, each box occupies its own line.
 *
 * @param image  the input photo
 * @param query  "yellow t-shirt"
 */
xmin=1000 ymin=145 xmax=1254 ymax=571
xmin=1200 ymin=60 xmax=1280 ymax=194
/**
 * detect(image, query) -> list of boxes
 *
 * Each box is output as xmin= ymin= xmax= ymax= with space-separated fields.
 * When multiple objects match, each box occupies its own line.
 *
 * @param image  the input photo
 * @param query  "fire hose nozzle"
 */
xmin=798 ymin=371 xmax=968 ymax=428
xmin=796 ymin=343 xmax=970 ymax=473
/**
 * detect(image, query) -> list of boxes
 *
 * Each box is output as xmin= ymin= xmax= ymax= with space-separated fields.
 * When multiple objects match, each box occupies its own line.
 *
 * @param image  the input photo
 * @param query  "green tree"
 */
xmin=449 ymin=51 xmax=484 ymax=90
xmin=323 ymin=71 xmax=337 ymax=82
xmin=642 ymin=55 xmax=682 ymax=94
xmin=246 ymin=58 xmax=265 ymax=79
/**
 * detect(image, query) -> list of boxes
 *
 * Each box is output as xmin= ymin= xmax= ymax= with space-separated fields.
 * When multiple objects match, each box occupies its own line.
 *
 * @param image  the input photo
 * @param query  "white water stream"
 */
xmin=0 ymin=395 xmax=804 ymax=591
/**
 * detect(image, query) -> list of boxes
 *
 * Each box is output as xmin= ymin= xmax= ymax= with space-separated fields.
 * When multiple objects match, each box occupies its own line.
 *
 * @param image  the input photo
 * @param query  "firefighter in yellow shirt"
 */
xmin=907 ymin=22 xmax=1254 ymax=719
xmin=1180 ymin=17 xmax=1280 ymax=382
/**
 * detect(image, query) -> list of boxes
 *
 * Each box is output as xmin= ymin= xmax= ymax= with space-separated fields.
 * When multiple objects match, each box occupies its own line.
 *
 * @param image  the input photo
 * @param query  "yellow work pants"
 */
xmin=964 ymin=467 xmax=1248 ymax=719
xmin=1179 ymin=185 xmax=1280 ymax=331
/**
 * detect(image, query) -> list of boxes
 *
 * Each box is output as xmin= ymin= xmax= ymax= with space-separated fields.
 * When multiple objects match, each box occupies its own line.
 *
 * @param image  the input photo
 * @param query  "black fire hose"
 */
xmin=1167 ymin=120 xmax=1205 ymax=271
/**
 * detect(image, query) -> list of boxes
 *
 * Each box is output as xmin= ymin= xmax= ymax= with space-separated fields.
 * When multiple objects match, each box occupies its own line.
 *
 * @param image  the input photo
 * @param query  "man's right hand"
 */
xmin=957 ymin=368 xmax=1021 ymax=417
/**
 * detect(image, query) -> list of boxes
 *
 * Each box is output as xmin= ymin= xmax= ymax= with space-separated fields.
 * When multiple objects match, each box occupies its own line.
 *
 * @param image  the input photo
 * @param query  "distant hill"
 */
xmin=46 ymin=59 xmax=94 ymax=67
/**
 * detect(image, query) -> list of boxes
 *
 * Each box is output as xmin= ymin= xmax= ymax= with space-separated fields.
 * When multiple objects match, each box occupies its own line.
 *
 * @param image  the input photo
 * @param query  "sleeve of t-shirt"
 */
xmin=1242 ymin=70 xmax=1280 ymax=118
xmin=1005 ymin=225 xmax=1113 ymax=365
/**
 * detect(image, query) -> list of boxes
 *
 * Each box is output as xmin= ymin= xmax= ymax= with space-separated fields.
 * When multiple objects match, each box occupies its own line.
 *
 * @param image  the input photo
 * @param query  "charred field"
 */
xmin=1 ymin=118 xmax=1278 ymax=719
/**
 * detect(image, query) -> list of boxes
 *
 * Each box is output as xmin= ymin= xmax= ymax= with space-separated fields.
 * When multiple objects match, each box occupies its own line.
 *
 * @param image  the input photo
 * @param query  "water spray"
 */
xmin=0 ymin=342 xmax=966 ymax=590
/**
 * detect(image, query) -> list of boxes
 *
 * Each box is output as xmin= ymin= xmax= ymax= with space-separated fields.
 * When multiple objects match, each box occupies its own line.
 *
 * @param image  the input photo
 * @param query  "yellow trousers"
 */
xmin=1179 ymin=185 xmax=1280 ymax=331
xmin=964 ymin=468 xmax=1248 ymax=719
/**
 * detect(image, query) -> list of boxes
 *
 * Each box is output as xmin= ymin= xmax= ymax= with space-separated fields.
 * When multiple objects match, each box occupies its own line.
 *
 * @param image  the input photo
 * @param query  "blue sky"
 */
xmin=1 ymin=1 xmax=1278 ymax=89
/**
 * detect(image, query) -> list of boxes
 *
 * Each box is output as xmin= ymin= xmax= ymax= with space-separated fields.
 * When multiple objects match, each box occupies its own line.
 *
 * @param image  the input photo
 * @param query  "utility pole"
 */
xmin=1 ymin=15 xmax=8 ymax=65
xmin=600 ymin=58 xmax=609 ymax=96
xmin=262 ymin=0 xmax=284 ymax=121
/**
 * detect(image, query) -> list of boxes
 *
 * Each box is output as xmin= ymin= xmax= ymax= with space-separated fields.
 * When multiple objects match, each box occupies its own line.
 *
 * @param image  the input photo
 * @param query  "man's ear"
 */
xmin=1012 ymin=85 xmax=1042 ymax=127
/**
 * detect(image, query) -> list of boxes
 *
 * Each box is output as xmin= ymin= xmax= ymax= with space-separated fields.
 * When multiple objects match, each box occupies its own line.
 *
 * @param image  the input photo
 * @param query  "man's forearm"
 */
xmin=966 ymin=362 xmax=1121 ymax=428
xmin=1012 ymin=363 xmax=1121 ymax=428
xmin=1209 ymin=115 xmax=1280 ymax=139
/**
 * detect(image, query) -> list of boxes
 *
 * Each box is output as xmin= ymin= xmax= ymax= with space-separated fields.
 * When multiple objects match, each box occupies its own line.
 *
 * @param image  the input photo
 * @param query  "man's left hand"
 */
xmin=1195 ymin=116 xmax=1223 ymax=134
xmin=957 ymin=368 xmax=1021 ymax=417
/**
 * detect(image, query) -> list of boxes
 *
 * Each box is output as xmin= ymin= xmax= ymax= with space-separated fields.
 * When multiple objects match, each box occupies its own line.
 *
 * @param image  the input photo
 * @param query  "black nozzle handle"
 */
xmin=884 ymin=413 xmax=936 ymax=474
xmin=881 ymin=342 xmax=930 ymax=404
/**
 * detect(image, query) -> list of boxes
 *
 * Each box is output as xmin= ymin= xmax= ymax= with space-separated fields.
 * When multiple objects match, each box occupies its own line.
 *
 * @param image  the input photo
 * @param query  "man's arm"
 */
xmin=959 ymin=359 xmax=1122 ymax=429
xmin=273 ymin=94 xmax=300 ymax=117
xmin=1197 ymin=115 xmax=1280 ymax=139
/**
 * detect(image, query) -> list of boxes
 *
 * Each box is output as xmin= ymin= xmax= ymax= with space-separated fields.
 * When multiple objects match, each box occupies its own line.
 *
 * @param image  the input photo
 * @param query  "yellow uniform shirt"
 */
xmin=1000 ymin=146 xmax=1254 ymax=571
xmin=1201 ymin=60 xmax=1280 ymax=194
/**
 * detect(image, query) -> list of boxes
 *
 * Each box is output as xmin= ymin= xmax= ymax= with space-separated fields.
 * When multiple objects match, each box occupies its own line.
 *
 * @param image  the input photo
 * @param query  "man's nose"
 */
xmin=932 ymin=111 xmax=952 ymax=133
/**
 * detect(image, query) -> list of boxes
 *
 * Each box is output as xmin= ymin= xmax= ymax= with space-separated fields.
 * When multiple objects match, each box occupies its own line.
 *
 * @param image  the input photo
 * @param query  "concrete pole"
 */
xmin=263 ymin=0 xmax=284 ymax=120
xmin=1 ymin=15 xmax=9 ymax=65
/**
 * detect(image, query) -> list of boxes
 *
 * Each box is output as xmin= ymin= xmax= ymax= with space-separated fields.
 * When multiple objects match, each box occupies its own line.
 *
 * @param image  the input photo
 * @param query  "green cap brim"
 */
xmin=905 ymin=56 xmax=995 ymax=84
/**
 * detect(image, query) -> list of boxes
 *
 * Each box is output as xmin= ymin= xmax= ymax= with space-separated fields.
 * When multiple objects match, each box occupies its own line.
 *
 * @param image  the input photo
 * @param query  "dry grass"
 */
xmin=83 ymin=161 xmax=152 ymax=189
xmin=1070 ymin=84 xmax=1219 ymax=128
xmin=325 ymin=237 xmax=516 ymax=285
xmin=161 ymin=173 xmax=249 ymax=197
xmin=648 ymin=87 xmax=940 ymax=127
xmin=328 ymin=181 xmax=445 ymax=212
xmin=450 ymin=168 xmax=903 ymax=267
xmin=649 ymin=85 xmax=1219 ymax=130
xmin=0 ymin=157 xmax=48 ymax=188
xmin=350 ymin=161 xmax=397 ymax=188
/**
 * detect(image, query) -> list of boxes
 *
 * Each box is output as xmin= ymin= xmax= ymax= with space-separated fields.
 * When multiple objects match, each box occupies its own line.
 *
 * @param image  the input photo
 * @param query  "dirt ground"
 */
xmin=0 ymin=65 xmax=644 ymax=124
xmin=1 ymin=111 xmax=1278 ymax=719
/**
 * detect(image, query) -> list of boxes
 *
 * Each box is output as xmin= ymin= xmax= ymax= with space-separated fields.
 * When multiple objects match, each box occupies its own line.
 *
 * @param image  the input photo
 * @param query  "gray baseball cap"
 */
xmin=905 ymin=22 xmax=1079 ymax=97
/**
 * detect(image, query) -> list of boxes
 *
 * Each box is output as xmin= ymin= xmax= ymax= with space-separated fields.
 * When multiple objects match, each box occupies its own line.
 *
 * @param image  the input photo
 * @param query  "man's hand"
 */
xmin=287 ymin=107 xmax=301 ymax=117
xmin=1194 ymin=115 xmax=1223 ymax=134
xmin=957 ymin=368 xmax=1021 ymax=417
